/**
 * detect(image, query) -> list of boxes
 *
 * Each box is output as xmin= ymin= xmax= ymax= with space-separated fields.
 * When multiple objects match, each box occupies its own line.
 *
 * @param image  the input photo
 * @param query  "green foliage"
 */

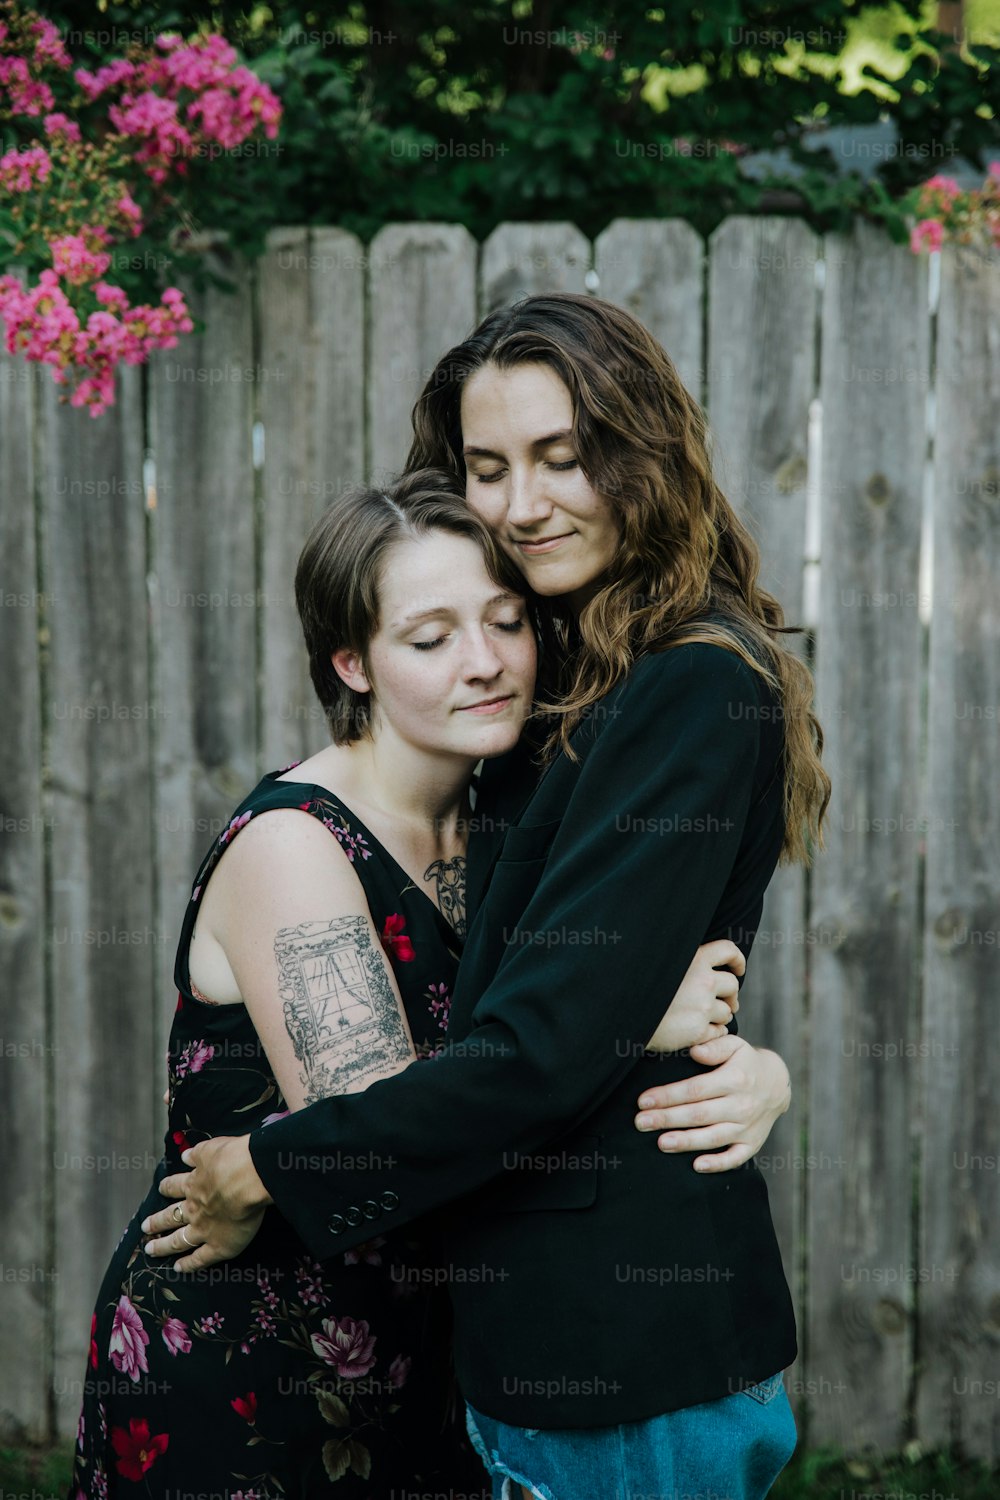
xmin=29 ymin=1 xmax=1000 ymax=247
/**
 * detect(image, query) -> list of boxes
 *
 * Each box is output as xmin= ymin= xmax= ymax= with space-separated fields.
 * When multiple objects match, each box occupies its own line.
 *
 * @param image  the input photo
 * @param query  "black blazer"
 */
xmin=248 ymin=639 xmax=797 ymax=1427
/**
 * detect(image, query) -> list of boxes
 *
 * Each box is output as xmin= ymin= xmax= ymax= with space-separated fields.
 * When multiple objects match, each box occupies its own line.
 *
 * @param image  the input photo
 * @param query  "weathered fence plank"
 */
xmin=148 ymin=250 xmax=257 ymax=1065
xmin=0 ymin=354 xmax=48 ymax=1443
xmin=705 ymin=216 xmax=821 ymax=1402
xmin=37 ymin=369 xmax=155 ymax=1437
xmin=258 ymin=227 xmax=366 ymax=768
xmin=368 ymin=222 xmax=478 ymax=482
xmin=479 ymin=222 xmax=590 ymax=315
xmin=917 ymin=243 xmax=1000 ymax=1458
xmin=594 ymin=219 xmax=705 ymax=400
xmin=806 ymin=221 xmax=929 ymax=1449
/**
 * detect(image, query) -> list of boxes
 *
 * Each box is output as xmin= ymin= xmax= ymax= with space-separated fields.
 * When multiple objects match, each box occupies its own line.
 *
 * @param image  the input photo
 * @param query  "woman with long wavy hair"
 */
xmin=145 ymin=292 xmax=830 ymax=1500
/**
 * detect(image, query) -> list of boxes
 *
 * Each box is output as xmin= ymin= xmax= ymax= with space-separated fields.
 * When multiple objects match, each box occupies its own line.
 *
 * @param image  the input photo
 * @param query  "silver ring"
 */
xmin=180 ymin=1226 xmax=195 ymax=1247
xmin=172 ymin=1203 xmax=185 ymax=1224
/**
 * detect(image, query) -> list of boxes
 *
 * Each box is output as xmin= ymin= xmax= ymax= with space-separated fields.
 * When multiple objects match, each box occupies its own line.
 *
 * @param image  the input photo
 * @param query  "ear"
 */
xmin=331 ymin=648 xmax=372 ymax=695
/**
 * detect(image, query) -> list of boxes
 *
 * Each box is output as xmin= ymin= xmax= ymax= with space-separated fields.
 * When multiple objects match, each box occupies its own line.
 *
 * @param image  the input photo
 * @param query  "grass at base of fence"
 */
xmin=2 ymin=1440 xmax=998 ymax=1498
xmin=774 ymin=1445 xmax=995 ymax=1500
xmin=0 ymin=1442 xmax=74 ymax=1497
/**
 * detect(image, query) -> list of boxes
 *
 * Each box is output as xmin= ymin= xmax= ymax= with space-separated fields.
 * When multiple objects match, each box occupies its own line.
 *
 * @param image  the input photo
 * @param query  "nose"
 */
xmin=505 ymin=465 xmax=553 ymax=530
xmin=462 ymin=625 xmax=505 ymax=683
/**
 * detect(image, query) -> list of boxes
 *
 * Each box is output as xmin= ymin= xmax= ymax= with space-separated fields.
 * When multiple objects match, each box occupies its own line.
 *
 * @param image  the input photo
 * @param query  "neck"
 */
xmin=315 ymin=733 xmax=475 ymax=842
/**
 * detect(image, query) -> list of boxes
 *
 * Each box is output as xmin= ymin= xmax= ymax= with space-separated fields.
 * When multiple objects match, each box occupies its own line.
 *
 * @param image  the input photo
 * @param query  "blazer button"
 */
xmin=362 ymin=1199 xmax=381 ymax=1220
xmin=327 ymin=1214 xmax=346 ymax=1235
xmin=380 ymin=1190 xmax=399 ymax=1211
xmin=345 ymin=1205 xmax=364 ymax=1227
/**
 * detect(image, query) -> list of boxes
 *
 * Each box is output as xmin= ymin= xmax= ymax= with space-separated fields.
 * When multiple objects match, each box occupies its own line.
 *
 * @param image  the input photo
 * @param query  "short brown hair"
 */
xmin=295 ymin=467 xmax=528 ymax=743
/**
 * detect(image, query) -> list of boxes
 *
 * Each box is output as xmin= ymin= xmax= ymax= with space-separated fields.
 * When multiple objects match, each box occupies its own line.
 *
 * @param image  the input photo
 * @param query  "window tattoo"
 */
xmin=276 ymin=916 xmax=411 ymax=1104
xmin=423 ymin=855 xmax=467 ymax=938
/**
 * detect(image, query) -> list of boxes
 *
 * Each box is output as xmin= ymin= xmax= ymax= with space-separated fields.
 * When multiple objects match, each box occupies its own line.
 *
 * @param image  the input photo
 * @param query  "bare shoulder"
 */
xmin=207 ymin=802 xmax=366 ymax=901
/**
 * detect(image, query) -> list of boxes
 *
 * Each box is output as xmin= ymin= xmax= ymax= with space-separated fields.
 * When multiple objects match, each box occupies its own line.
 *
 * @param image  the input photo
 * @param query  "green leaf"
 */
xmin=316 ymin=1389 xmax=350 ymax=1428
xmin=347 ymin=1439 xmax=371 ymax=1479
xmin=322 ymin=1438 xmax=351 ymax=1482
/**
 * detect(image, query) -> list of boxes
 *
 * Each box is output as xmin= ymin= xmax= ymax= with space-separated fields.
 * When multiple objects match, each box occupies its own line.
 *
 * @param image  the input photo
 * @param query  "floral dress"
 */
xmin=67 ymin=766 xmax=484 ymax=1499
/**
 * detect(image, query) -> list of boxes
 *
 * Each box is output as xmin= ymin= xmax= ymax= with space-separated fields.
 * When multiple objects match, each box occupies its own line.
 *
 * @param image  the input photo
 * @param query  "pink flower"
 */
xmin=261 ymin=1109 xmax=290 ymax=1126
xmin=310 ymin=1315 xmax=377 ymax=1378
xmin=161 ymin=1317 xmax=191 ymax=1355
xmin=231 ymin=1391 xmax=257 ymax=1423
xmin=343 ymin=1235 xmax=386 ymax=1267
xmin=43 ymin=112 xmax=81 ymax=143
xmin=388 ymin=1354 xmax=411 ymax=1388
xmin=50 ymin=232 xmax=112 ymax=286
xmin=0 ymin=55 xmax=55 ymax=115
xmin=173 ymin=1038 xmax=214 ymax=1079
xmin=74 ymin=59 xmax=137 ymax=100
xmin=114 ymin=191 xmax=143 ymax=237
xmin=910 ymin=218 xmax=944 ymax=254
xmin=109 ymin=1294 xmax=149 ymax=1380
xmin=111 ymin=1417 xmax=168 ymax=1481
xmin=921 ymin=173 xmax=962 ymax=203
xmin=380 ymin=913 xmax=415 ymax=963
xmin=219 ymin=810 xmax=252 ymax=846
xmin=29 ymin=16 xmax=72 ymax=70
xmin=426 ymin=982 xmax=451 ymax=1031
xmin=0 ymin=144 xmax=52 ymax=192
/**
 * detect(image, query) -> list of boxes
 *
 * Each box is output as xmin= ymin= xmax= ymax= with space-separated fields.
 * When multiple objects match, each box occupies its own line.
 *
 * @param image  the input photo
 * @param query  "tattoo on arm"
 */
xmin=424 ymin=855 xmax=467 ymax=938
xmin=276 ymin=916 xmax=412 ymax=1104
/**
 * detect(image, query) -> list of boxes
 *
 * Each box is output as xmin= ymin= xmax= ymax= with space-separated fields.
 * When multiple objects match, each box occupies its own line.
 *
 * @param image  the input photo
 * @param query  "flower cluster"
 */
xmin=75 ymin=32 xmax=280 ymax=183
xmin=0 ymin=1 xmax=281 ymax=415
xmin=906 ymin=165 xmax=1000 ymax=256
xmin=0 ymin=269 xmax=194 ymax=416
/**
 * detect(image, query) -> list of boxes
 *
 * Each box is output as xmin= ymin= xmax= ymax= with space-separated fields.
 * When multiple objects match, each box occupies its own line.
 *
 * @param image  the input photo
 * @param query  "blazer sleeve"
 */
xmin=248 ymin=642 xmax=766 ymax=1258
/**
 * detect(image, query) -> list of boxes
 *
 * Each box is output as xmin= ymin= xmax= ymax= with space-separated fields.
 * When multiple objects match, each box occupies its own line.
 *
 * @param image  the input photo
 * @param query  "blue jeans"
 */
xmin=465 ymin=1371 xmax=797 ymax=1500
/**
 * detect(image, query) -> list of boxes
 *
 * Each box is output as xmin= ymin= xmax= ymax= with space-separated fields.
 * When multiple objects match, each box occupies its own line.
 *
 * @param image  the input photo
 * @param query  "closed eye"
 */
xmin=472 ymin=459 xmax=578 ymax=484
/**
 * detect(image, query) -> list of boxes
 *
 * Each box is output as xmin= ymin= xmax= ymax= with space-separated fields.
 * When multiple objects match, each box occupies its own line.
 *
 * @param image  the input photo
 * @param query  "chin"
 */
xmin=460 ymin=720 xmax=525 ymax=758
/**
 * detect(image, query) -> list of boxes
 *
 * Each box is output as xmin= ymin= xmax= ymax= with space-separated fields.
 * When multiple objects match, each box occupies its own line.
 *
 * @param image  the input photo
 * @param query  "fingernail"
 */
xmin=141 ymin=1219 xmax=150 ymax=1233
xmin=181 ymin=1150 xmax=193 ymax=1166
xmin=636 ymin=1115 xmax=653 ymax=1130
xmin=638 ymin=1095 xmax=653 ymax=1109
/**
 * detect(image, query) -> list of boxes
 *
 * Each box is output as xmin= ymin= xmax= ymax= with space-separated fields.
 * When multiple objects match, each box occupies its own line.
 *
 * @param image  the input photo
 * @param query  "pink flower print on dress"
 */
xmin=173 ymin=1039 xmax=214 ymax=1079
xmin=218 ymin=809 xmax=252 ymax=847
xmin=329 ymin=821 xmax=372 ymax=863
xmin=231 ymin=1391 xmax=257 ymax=1423
xmin=380 ymin=913 xmax=415 ymax=963
xmin=161 ymin=1317 xmax=191 ymax=1355
xmin=343 ymin=1234 xmax=386 ymax=1267
xmin=426 ymin=982 xmax=451 ymax=1032
xmin=310 ymin=1315 xmax=377 ymax=1378
xmin=109 ymin=1294 xmax=149 ymax=1380
xmin=111 ymin=1416 xmax=168 ymax=1481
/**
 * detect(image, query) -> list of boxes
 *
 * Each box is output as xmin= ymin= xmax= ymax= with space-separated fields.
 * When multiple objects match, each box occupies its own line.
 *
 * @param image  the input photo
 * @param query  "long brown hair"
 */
xmin=405 ymin=292 xmax=830 ymax=865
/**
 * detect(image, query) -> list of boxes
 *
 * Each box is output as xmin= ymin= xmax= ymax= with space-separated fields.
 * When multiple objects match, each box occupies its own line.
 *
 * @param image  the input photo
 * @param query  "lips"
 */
xmin=513 ymin=532 xmax=574 ymax=554
xmin=458 ymin=695 xmax=514 ymax=712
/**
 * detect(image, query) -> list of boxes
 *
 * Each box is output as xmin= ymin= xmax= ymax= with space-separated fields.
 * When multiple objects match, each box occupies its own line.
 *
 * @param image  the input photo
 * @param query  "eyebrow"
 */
xmin=394 ymin=592 xmax=521 ymax=628
xmin=462 ymin=429 xmax=574 ymax=460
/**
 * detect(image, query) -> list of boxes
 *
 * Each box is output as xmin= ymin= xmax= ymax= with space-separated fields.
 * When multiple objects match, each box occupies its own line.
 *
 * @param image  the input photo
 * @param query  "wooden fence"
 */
xmin=1 ymin=217 xmax=998 ymax=1460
